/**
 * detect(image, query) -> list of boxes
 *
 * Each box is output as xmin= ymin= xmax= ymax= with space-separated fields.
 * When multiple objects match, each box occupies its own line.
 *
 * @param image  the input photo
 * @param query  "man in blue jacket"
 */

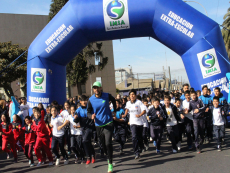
xmin=87 ymin=82 xmax=116 ymax=173
xmin=212 ymin=87 xmax=228 ymax=113
xmin=199 ymin=85 xmax=213 ymax=143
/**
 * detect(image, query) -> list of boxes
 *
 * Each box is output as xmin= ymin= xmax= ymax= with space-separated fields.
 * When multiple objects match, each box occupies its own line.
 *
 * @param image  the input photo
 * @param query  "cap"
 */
xmin=92 ymin=81 xmax=102 ymax=88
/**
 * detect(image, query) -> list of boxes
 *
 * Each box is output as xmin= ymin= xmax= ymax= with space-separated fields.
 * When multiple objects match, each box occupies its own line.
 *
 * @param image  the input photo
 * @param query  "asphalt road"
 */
xmin=1 ymin=129 xmax=230 ymax=173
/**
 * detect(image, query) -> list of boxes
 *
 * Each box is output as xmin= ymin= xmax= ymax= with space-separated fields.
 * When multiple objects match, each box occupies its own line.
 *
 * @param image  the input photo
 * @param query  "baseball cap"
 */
xmin=92 ymin=81 xmax=102 ymax=88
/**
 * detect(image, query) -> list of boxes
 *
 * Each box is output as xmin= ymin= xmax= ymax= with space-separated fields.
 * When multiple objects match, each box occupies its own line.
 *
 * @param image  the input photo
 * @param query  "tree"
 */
xmin=48 ymin=0 xmax=109 ymax=96
xmin=222 ymin=4 xmax=230 ymax=59
xmin=0 ymin=42 xmax=27 ymax=98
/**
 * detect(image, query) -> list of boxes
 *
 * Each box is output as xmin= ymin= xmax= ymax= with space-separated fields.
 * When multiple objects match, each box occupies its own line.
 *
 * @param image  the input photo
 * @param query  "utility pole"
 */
xmin=168 ymin=66 xmax=171 ymax=91
xmin=163 ymin=66 xmax=165 ymax=90
xmin=137 ymin=73 xmax=139 ymax=94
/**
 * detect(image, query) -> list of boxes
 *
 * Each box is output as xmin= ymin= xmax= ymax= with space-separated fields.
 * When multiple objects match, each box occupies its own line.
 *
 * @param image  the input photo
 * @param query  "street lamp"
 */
xmin=184 ymin=1 xmax=208 ymax=17
xmin=128 ymin=65 xmax=134 ymax=88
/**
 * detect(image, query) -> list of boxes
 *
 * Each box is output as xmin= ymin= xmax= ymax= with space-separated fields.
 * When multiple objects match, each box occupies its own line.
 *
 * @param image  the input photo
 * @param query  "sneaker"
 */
xmin=188 ymin=145 xmax=193 ymax=150
xmin=177 ymin=141 xmax=181 ymax=151
xmin=94 ymin=142 xmax=97 ymax=146
xmin=14 ymin=158 xmax=18 ymax=163
xmin=91 ymin=156 xmax=95 ymax=163
xmin=156 ymin=149 xmax=160 ymax=154
xmin=64 ymin=159 xmax=69 ymax=165
xmin=222 ymin=139 xmax=224 ymax=145
xmin=119 ymin=149 xmax=124 ymax=155
xmin=75 ymin=157 xmax=79 ymax=163
xmin=49 ymin=162 xmax=54 ymax=166
xmin=41 ymin=161 xmax=45 ymax=165
xmin=145 ymin=144 xmax=149 ymax=151
xmin=7 ymin=152 xmax=10 ymax=159
xmin=55 ymin=158 xmax=60 ymax=166
xmin=86 ymin=158 xmax=91 ymax=165
xmin=29 ymin=160 xmax=31 ymax=165
xmin=172 ymin=149 xmax=177 ymax=153
xmin=30 ymin=163 xmax=35 ymax=167
xmin=153 ymin=141 xmax=156 ymax=147
xmin=68 ymin=151 xmax=71 ymax=155
xmin=108 ymin=163 xmax=113 ymax=173
xmin=217 ymin=145 xmax=222 ymax=152
xmin=150 ymin=137 xmax=153 ymax=142
xmin=81 ymin=159 xmax=84 ymax=164
xmin=134 ymin=154 xmax=140 ymax=160
xmin=37 ymin=162 xmax=42 ymax=167
xmin=196 ymin=147 xmax=201 ymax=154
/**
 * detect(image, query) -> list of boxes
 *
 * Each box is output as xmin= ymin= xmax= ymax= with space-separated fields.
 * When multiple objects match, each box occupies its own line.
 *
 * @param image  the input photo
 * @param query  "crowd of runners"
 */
xmin=0 ymin=81 xmax=229 ymax=173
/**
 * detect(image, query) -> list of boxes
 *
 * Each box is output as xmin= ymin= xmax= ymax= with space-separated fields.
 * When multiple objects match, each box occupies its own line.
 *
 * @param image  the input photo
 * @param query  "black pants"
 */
xmin=64 ymin=128 xmax=71 ymax=152
xmin=114 ymin=127 xmax=126 ymax=149
xmin=71 ymin=135 xmax=84 ymax=159
xmin=213 ymin=125 xmax=225 ymax=145
xmin=142 ymin=127 xmax=149 ymax=146
xmin=166 ymin=125 xmax=179 ymax=150
xmin=150 ymin=125 xmax=163 ymax=150
xmin=24 ymin=143 xmax=34 ymax=164
xmin=51 ymin=135 xmax=68 ymax=160
xmin=96 ymin=122 xmax=114 ymax=164
xmin=184 ymin=117 xmax=194 ymax=147
xmin=82 ymin=129 xmax=95 ymax=158
xmin=178 ymin=123 xmax=185 ymax=142
xmin=130 ymin=125 xmax=144 ymax=155
xmin=193 ymin=119 xmax=205 ymax=148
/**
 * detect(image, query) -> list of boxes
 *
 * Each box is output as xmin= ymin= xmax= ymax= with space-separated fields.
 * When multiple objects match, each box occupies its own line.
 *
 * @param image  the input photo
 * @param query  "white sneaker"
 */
xmin=41 ymin=162 xmax=45 ymax=164
xmin=30 ymin=163 xmax=35 ymax=167
xmin=29 ymin=160 xmax=31 ymax=165
xmin=64 ymin=159 xmax=69 ymax=165
xmin=49 ymin=162 xmax=54 ymax=166
xmin=150 ymin=137 xmax=153 ymax=142
xmin=56 ymin=159 xmax=60 ymax=166
xmin=177 ymin=141 xmax=181 ymax=151
xmin=172 ymin=149 xmax=177 ymax=153
xmin=37 ymin=162 xmax=42 ymax=167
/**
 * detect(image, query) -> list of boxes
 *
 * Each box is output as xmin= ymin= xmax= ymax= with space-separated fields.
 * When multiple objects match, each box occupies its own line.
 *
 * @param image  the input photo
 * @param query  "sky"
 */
xmin=0 ymin=0 xmax=229 ymax=83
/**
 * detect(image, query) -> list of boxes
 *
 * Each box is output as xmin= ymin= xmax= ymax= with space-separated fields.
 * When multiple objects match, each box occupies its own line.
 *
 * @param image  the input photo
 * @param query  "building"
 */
xmin=0 ymin=13 xmax=116 ymax=100
xmin=115 ymin=67 xmax=132 ymax=84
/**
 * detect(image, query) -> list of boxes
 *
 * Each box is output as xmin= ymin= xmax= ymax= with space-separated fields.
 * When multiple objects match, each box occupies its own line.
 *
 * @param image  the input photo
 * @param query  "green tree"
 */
xmin=222 ymin=4 xmax=230 ymax=58
xmin=48 ymin=0 xmax=108 ymax=96
xmin=0 ymin=42 xmax=27 ymax=98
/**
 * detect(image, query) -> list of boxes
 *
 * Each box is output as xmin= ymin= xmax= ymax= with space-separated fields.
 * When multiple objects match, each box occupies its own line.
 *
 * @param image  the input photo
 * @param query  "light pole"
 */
xmin=184 ymin=1 xmax=208 ymax=16
xmin=128 ymin=65 xmax=134 ymax=89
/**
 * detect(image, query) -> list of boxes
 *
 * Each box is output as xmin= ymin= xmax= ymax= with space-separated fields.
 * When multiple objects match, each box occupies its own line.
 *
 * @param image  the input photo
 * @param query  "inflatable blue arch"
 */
xmin=27 ymin=0 xmax=230 ymax=110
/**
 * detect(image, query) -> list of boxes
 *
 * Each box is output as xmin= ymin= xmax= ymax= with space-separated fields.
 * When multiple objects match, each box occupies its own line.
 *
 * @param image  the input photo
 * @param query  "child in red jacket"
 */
xmin=12 ymin=114 xmax=25 ymax=152
xmin=0 ymin=113 xmax=18 ymax=162
xmin=31 ymin=107 xmax=53 ymax=166
xmin=23 ymin=116 xmax=36 ymax=167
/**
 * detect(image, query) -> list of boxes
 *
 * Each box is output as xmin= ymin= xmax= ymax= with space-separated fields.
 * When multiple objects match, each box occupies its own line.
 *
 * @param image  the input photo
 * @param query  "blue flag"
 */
xmin=11 ymin=96 xmax=20 ymax=122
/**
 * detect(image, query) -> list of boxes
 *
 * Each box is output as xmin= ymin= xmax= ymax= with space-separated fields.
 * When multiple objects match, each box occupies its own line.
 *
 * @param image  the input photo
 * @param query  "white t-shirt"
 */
xmin=67 ymin=115 xmax=82 ymax=135
xmin=142 ymin=106 xmax=149 ymax=128
xmin=166 ymin=106 xmax=177 ymax=126
xmin=182 ymin=100 xmax=193 ymax=120
xmin=51 ymin=115 xmax=65 ymax=137
xmin=60 ymin=110 xmax=70 ymax=123
xmin=213 ymin=108 xmax=224 ymax=126
xmin=126 ymin=100 xmax=146 ymax=126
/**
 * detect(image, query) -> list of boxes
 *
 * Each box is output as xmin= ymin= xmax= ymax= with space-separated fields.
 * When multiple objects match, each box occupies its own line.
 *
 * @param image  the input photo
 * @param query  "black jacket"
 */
xmin=147 ymin=106 xmax=167 ymax=127
xmin=162 ymin=103 xmax=181 ymax=123
xmin=189 ymin=98 xmax=206 ymax=119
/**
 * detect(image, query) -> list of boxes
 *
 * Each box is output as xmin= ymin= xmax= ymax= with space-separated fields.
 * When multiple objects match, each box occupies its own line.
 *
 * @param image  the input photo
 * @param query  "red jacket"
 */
xmin=22 ymin=124 xmax=36 ymax=144
xmin=12 ymin=121 xmax=24 ymax=139
xmin=1 ymin=122 xmax=14 ymax=139
xmin=31 ymin=114 xmax=49 ymax=138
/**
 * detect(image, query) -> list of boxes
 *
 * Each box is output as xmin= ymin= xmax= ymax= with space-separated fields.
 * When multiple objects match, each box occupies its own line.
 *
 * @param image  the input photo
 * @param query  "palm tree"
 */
xmin=222 ymin=4 xmax=230 ymax=59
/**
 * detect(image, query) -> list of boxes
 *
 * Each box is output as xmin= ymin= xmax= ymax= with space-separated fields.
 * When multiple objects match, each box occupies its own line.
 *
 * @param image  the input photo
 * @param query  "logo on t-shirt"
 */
xmin=156 ymin=111 xmax=160 ymax=115
xmin=197 ymin=104 xmax=200 ymax=108
xmin=222 ymin=111 xmax=224 ymax=115
xmin=102 ymin=100 xmax=106 ymax=103
xmin=135 ymin=106 xmax=138 ymax=109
